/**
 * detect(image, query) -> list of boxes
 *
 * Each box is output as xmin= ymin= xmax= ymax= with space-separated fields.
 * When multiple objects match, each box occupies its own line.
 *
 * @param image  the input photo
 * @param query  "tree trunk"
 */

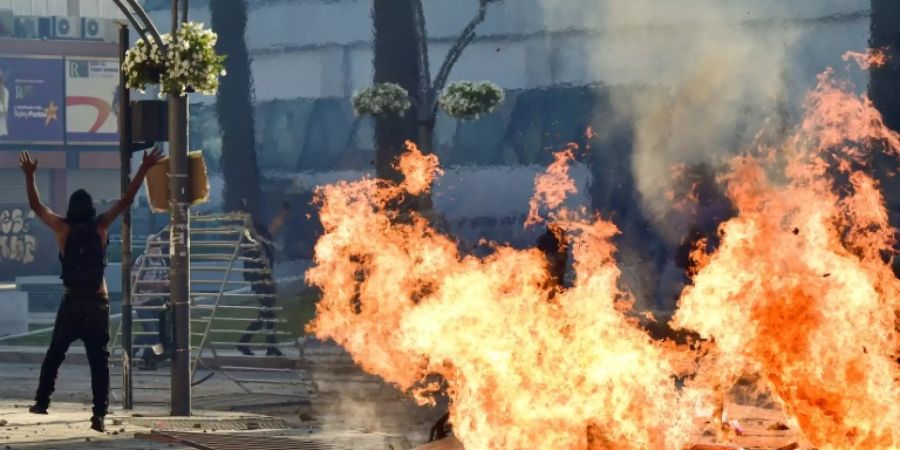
xmin=411 ymin=0 xmax=434 ymax=154
xmin=870 ymin=0 xmax=900 ymax=129
xmin=373 ymin=0 xmax=423 ymax=182
xmin=210 ymin=0 xmax=262 ymax=220
xmin=869 ymin=0 xmax=900 ymax=278
xmin=418 ymin=114 xmax=434 ymax=154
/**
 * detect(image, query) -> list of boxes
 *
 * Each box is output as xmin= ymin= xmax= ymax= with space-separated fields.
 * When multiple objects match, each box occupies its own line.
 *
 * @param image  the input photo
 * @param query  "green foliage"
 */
xmin=439 ymin=81 xmax=505 ymax=120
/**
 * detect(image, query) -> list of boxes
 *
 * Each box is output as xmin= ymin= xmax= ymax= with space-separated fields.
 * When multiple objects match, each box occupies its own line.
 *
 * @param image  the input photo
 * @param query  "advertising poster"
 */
xmin=0 ymin=56 xmax=65 ymax=144
xmin=65 ymin=58 xmax=119 ymax=144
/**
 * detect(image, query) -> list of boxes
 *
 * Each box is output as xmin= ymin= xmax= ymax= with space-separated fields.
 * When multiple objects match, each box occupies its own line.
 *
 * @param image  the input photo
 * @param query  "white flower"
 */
xmin=352 ymin=83 xmax=411 ymax=117
xmin=123 ymin=21 xmax=224 ymax=96
xmin=439 ymin=81 xmax=504 ymax=120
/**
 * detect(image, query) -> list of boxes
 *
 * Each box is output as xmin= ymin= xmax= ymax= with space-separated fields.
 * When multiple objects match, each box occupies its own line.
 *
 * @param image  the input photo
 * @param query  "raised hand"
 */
xmin=140 ymin=148 xmax=165 ymax=171
xmin=18 ymin=151 xmax=38 ymax=175
xmin=99 ymin=148 xmax=165 ymax=228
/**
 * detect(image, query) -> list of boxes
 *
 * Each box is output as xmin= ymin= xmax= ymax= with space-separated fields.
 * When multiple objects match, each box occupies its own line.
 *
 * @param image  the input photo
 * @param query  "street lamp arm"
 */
xmin=429 ymin=0 xmax=500 ymax=117
xmin=126 ymin=0 xmax=166 ymax=48
xmin=113 ymin=0 xmax=166 ymax=49
xmin=112 ymin=0 xmax=150 ymax=45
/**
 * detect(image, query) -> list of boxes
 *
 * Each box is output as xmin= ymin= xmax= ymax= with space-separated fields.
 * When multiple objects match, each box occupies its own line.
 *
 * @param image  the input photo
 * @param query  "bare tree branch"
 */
xmin=430 ymin=0 xmax=500 ymax=109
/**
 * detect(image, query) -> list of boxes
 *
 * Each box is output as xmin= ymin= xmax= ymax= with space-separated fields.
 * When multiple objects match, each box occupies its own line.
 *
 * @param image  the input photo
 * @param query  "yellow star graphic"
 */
xmin=44 ymin=101 xmax=58 ymax=126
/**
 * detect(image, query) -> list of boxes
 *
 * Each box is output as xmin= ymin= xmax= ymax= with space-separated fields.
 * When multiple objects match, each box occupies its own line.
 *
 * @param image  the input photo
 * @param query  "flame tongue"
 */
xmin=842 ymin=49 xmax=888 ymax=70
xmin=673 ymin=70 xmax=900 ymax=449
xmin=308 ymin=142 xmax=704 ymax=449
xmin=526 ymin=145 xmax=579 ymax=227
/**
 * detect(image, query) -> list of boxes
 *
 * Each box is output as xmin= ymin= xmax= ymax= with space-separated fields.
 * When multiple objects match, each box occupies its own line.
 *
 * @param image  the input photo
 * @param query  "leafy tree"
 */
xmin=372 ymin=0 xmax=422 ymax=182
xmin=365 ymin=0 xmax=505 ymax=180
xmin=870 ymin=0 xmax=900 ymax=130
xmin=869 ymin=0 xmax=900 ymax=277
xmin=210 ymin=0 xmax=262 ymax=219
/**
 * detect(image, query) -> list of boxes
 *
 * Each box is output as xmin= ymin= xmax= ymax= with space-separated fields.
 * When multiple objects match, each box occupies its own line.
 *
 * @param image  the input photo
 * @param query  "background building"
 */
xmin=0 ymin=0 xmax=126 ymax=278
xmin=136 ymin=0 xmax=870 ymax=172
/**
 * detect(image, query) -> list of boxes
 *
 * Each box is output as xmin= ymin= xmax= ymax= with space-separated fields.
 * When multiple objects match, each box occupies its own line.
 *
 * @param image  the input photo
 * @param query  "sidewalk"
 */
xmin=0 ymin=400 xmax=204 ymax=449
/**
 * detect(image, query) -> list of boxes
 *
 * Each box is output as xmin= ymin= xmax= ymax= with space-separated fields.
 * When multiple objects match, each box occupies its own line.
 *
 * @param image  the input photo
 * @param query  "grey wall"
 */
xmin=141 ymin=0 xmax=870 ymax=103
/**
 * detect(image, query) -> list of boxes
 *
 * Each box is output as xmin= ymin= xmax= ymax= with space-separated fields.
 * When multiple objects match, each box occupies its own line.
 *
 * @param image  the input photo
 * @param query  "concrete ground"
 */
xmin=0 ymin=350 xmax=815 ymax=450
xmin=0 ymin=341 xmax=444 ymax=450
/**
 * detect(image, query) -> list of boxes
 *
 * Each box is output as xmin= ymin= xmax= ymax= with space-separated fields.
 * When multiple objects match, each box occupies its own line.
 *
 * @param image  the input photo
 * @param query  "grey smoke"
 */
xmin=538 ymin=0 xmax=864 ymax=243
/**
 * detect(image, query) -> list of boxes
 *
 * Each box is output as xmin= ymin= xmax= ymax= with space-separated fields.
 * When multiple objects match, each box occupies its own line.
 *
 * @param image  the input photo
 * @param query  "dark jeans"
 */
xmin=135 ymin=297 xmax=168 ymax=362
xmin=239 ymin=297 xmax=278 ymax=348
xmin=35 ymin=293 xmax=110 ymax=417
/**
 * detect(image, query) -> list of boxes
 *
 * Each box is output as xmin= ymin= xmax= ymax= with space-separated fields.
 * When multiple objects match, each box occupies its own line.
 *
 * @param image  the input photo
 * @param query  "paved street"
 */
xmin=0 ymin=345 xmax=443 ymax=450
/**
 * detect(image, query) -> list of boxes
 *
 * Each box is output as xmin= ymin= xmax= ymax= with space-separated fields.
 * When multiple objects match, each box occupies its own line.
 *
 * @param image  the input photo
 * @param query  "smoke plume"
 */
xmin=542 ymin=0 xmax=801 ymax=242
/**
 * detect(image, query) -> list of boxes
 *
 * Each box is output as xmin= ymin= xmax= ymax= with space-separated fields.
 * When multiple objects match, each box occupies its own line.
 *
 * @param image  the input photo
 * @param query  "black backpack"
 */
xmin=60 ymin=220 xmax=107 ymax=291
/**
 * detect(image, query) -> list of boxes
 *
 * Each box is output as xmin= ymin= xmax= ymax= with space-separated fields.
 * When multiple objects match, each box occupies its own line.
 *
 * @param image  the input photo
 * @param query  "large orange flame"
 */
xmin=673 ymin=69 xmax=900 ymax=449
xmin=307 ymin=63 xmax=899 ymax=450
xmin=307 ymin=142 xmax=707 ymax=449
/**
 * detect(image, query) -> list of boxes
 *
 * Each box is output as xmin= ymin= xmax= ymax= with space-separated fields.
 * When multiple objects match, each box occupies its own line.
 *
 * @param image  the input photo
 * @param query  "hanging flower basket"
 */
xmin=163 ymin=22 xmax=226 ymax=96
xmin=123 ymin=22 xmax=226 ymax=97
xmin=352 ymin=83 xmax=412 ymax=117
xmin=123 ymin=38 xmax=166 ymax=92
xmin=147 ymin=65 xmax=165 ymax=80
xmin=439 ymin=81 xmax=505 ymax=120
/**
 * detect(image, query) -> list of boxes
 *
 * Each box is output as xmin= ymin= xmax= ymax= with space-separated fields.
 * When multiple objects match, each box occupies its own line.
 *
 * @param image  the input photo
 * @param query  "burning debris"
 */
xmin=306 ymin=65 xmax=899 ymax=450
xmin=673 ymin=68 xmax=900 ymax=449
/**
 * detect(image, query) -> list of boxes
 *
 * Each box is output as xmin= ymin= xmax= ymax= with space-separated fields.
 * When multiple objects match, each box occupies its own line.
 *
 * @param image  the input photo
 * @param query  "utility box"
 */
xmin=132 ymin=100 xmax=168 ymax=143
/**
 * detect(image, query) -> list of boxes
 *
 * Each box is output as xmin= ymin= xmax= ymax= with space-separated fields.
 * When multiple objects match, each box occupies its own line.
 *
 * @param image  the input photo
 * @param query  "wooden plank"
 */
xmin=689 ymin=446 xmax=745 ymax=450
xmin=414 ymin=437 xmax=464 ymax=450
xmin=137 ymin=430 xmax=346 ymax=450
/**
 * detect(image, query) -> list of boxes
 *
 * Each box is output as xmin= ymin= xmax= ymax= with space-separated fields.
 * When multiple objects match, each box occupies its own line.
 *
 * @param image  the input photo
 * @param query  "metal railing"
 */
xmin=109 ymin=213 xmax=316 ymax=407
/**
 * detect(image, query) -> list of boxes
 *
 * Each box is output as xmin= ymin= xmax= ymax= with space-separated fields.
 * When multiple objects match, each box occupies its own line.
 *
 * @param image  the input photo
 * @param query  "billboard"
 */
xmin=0 ymin=56 xmax=65 ymax=144
xmin=65 ymin=58 xmax=119 ymax=144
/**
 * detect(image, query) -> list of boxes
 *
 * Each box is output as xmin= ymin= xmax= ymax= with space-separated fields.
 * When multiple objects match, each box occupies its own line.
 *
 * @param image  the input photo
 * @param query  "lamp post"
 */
xmin=112 ymin=0 xmax=191 ymax=416
xmin=167 ymin=0 xmax=192 ymax=417
xmin=118 ymin=23 xmax=133 ymax=411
